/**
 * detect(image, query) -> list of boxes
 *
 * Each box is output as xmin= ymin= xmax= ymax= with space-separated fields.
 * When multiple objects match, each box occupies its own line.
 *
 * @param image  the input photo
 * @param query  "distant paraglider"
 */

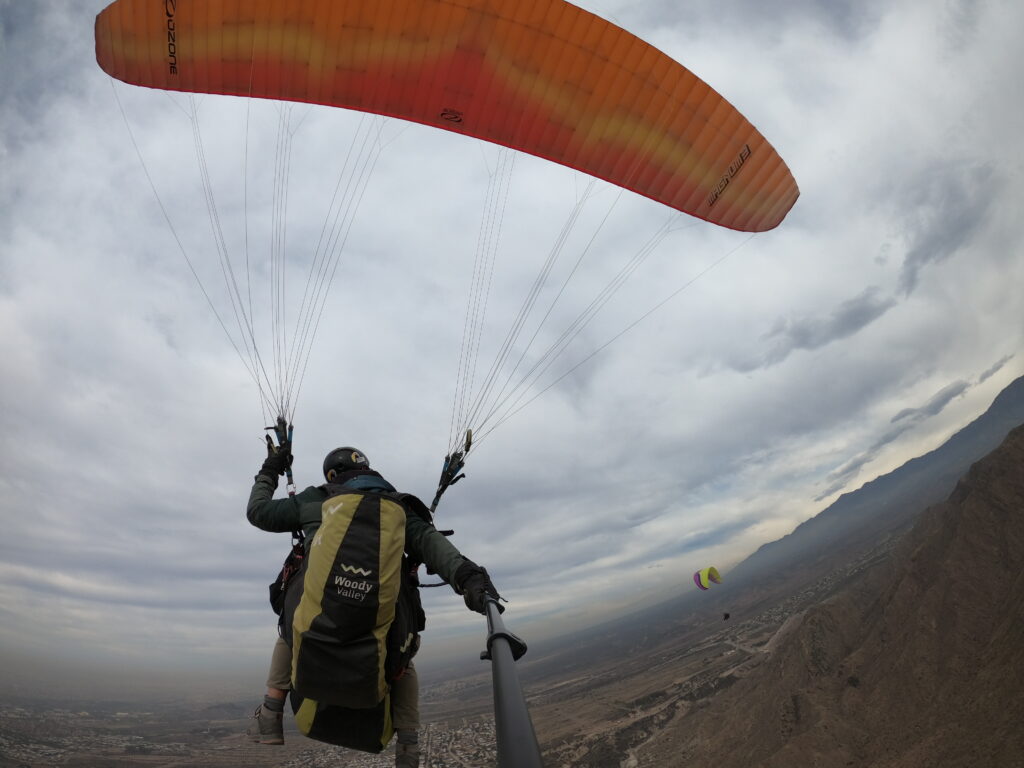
xmin=693 ymin=566 xmax=722 ymax=590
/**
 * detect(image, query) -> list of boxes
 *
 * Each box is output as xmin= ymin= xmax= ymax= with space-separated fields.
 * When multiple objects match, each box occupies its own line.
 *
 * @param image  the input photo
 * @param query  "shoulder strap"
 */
xmin=389 ymin=492 xmax=434 ymax=526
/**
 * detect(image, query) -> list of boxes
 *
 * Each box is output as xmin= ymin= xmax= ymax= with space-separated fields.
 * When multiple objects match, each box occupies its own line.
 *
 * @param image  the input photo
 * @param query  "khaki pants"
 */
xmin=265 ymin=635 xmax=420 ymax=731
xmin=266 ymin=635 xmax=292 ymax=691
xmin=391 ymin=661 xmax=419 ymax=731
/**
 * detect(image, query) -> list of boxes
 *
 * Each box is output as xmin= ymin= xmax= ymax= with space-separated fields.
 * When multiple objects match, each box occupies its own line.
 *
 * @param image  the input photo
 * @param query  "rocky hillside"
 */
xmin=644 ymin=424 xmax=1024 ymax=767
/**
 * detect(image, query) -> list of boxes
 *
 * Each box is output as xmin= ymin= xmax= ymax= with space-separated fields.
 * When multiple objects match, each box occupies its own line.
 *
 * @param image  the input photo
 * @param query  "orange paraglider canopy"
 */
xmin=95 ymin=0 xmax=798 ymax=232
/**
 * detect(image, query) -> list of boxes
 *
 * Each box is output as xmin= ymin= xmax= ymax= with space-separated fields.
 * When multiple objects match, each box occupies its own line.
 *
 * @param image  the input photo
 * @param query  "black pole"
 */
xmin=481 ymin=599 xmax=544 ymax=768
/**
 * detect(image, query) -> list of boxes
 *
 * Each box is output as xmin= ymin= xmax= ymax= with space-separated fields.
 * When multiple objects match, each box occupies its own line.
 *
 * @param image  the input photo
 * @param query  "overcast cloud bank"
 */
xmin=1 ymin=0 xmax=1022 ymax=696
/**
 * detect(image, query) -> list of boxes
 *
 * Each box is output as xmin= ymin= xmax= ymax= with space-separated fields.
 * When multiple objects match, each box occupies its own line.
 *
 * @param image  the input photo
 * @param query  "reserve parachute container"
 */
xmin=283 ymin=488 xmax=408 ymax=752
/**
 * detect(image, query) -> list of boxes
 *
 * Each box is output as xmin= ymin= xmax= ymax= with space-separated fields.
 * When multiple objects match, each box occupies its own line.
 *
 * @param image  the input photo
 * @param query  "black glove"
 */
xmin=258 ymin=439 xmax=293 ymax=480
xmin=453 ymin=560 xmax=503 ymax=614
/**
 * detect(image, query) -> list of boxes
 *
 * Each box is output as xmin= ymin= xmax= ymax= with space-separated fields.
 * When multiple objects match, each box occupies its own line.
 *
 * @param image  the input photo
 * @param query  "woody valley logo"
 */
xmin=334 ymin=572 xmax=374 ymax=600
xmin=333 ymin=562 xmax=374 ymax=600
xmin=339 ymin=563 xmax=372 ymax=577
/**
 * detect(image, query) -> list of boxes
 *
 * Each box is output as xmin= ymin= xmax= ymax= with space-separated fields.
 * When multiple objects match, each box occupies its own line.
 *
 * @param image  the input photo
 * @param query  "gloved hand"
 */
xmin=258 ymin=438 xmax=293 ymax=481
xmin=453 ymin=559 xmax=503 ymax=614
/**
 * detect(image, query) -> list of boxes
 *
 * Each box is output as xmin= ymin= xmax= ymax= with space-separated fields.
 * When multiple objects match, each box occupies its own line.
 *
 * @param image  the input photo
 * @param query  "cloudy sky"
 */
xmin=2 ymin=0 xmax=1022 ymax=700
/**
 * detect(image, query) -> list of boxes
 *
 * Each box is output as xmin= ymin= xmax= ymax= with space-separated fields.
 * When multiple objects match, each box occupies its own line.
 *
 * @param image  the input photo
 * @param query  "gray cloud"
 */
xmin=939 ymin=0 xmax=985 ymax=52
xmin=628 ymin=0 xmax=886 ymax=43
xmin=896 ymin=163 xmax=1000 ymax=295
xmin=0 ymin=3 xmax=95 ymax=147
xmin=891 ymin=380 xmax=970 ymax=424
xmin=727 ymin=287 xmax=897 ymax=372
xmin=979 ymin=355 xmax=1013 ymax=384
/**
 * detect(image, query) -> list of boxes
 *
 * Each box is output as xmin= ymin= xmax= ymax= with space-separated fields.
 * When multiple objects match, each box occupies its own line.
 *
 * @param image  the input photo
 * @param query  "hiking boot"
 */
xmin=395 ymin=741 xmax=420 ymax=767
xmin=247 ymin=704 xmax=284 ymax=745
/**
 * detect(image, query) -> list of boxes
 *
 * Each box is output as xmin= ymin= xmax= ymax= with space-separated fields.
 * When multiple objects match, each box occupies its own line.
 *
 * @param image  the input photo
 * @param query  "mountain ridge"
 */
xmin=645 ymin=421 xmax=1024 ymax=766
xmin=730 ymin=374 xmax=1024 ymax=586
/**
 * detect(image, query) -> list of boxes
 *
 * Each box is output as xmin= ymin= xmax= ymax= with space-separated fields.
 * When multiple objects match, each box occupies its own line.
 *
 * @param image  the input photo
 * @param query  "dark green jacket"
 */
xmin=247 ymin=473 xmax=467 ymax=585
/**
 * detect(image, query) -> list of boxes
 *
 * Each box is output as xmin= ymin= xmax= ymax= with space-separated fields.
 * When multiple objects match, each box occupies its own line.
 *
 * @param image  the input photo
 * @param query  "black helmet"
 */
xmin=323 ymin=447 xmax=370 ymax=479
